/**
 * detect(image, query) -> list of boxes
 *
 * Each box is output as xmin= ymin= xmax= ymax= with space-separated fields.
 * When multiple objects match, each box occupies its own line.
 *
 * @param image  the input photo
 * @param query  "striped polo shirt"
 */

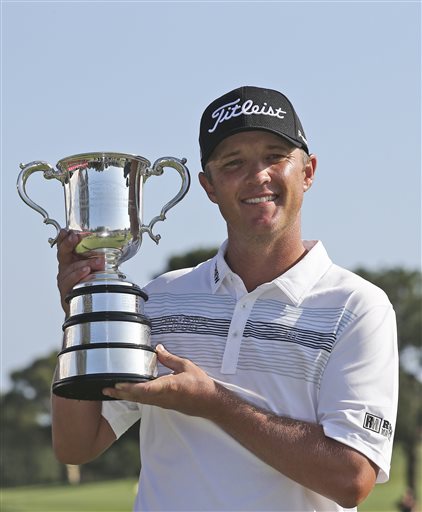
xmin=102 ymin=240 xmax=398 ymax=512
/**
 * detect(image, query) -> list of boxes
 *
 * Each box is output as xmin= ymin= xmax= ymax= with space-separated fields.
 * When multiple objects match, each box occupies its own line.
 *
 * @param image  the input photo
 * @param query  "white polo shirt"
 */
xmin=102 ymin=240 xmax=398 ymax=512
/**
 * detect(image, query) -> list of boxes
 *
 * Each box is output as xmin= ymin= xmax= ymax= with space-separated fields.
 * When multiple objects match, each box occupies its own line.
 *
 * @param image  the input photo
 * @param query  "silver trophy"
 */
xmin=17 ymin=152 xmax=190 ymax=400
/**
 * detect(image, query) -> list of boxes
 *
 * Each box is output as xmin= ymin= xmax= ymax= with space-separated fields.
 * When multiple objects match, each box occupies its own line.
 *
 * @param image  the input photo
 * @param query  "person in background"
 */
xmin=398 ymin=488 xmax=417 ymax=512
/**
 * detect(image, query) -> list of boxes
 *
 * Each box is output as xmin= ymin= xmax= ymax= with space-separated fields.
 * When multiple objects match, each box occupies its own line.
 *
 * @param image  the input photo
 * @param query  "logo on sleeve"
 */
xmin=363 ymin=413 xmax=393 ymax=441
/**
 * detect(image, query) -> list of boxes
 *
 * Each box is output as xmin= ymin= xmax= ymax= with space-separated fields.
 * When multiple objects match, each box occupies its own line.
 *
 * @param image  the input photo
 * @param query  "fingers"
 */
xmin=101 ymin=346 xmax=189 ymax=401
xmin=57 ymin=229 xmax=79 ymax=266
xmin=58 ymin=260 xmax=91 ymax=296
xmin=101 ymin=346 xmax=186 ymax=402
xmin=56 ymin=230 xmax=105 ymax=314
xmin=101 ymin=347 xmax=216 ymax=417
xmin=57 ymin=257 xmax=104 ymax=313
xmin=102 ymin=378 xmax=170 ymax=403
xmin=155 ymin=344 xmax=189 ymax=374
xmin=59 ymin=257 xmax=103 ymax=286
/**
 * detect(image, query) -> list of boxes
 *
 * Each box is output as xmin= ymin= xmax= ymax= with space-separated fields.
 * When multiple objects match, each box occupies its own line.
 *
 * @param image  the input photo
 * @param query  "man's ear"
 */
xmin=198 ymin=171 xmax=217 ymax=203
xmin=303 ymin=154 xmax=317 ymax=192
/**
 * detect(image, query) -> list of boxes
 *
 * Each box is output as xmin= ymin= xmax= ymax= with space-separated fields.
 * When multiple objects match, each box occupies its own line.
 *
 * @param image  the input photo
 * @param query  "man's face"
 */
xmin=199 ymin=130 xmax=316 ymax=243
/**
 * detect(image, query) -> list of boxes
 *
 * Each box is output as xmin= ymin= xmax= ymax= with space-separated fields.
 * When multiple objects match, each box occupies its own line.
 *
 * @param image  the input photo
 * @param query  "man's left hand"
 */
xmin=102 ymin=345 xmax=219 ymax=418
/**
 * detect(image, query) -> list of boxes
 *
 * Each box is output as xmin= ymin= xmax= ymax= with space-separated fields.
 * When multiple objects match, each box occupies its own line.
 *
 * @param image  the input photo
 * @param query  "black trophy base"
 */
xmin=52 ymin=373 xmax=156 ymax=401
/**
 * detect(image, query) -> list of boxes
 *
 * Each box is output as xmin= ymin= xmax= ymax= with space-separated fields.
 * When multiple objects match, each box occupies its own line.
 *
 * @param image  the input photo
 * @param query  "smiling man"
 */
xmin=52 ymin=86 xmax=398 ymax=512
xmin=199 ymin=130 xmax=316 ymax=291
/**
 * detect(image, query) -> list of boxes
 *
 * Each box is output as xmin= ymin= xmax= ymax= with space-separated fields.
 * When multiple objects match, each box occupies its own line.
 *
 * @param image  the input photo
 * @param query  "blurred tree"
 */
xmin=355 ymin=268 xmax=422 ymax=497
xmin=0 ymin=352 xmax=140 ymax=486
xmin=354 ymin=269 xmax=421 ymax=357
xmin=395 ymin=371 xmax=422 ymax=497
xmin=1 ymin=352 xmax=64 ymax=486
xmin=154 ymin=247 xmax=218 ymax=277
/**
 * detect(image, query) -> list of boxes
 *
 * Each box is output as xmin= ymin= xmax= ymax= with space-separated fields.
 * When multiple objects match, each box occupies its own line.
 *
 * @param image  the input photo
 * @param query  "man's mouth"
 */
xmin=243 ymin=194 xmax=278 ymax=204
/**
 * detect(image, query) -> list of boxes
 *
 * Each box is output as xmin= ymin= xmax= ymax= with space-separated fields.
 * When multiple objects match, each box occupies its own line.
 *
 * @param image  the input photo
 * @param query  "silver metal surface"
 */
xmin=63 ymin=321 xmax=151 ymax=350
xmin=72 ymin=278 xmax=135 ymax=290
xmin=69 ymin=293 xmax=145 ymax=316
xmin=17 ymin=152 xmax=191 ymax=273
xmin=56 ymin=347 xmax=158 ymax=379
xmin=17 ymin=161 xmax=63 ymax=246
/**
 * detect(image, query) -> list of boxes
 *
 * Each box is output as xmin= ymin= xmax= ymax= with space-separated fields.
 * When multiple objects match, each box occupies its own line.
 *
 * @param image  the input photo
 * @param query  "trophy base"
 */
xmin=52 ymin=373 xmax=156 ymax=401
xmin=55 ymin=279 xmax=158 ymax=401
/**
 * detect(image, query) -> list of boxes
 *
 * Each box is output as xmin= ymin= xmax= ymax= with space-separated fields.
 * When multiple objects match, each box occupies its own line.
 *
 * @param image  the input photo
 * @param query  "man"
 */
xmin=52 ymin=86 xmax=398 ymax=511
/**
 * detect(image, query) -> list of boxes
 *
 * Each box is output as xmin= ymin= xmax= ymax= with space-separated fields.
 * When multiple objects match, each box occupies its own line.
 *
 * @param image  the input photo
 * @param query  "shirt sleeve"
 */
xmin=318 ymin=304 xmax=398 ymax=483
xmin=101 ymin=400 xmax=143 ymax=439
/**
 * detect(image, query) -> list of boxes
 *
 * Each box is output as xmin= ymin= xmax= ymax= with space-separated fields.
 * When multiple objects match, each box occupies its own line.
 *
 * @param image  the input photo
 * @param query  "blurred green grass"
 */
xmin=0 ymin=479 xmax=136 ymax=512
xmin=1 ymin=445 xmax=420 ymax=511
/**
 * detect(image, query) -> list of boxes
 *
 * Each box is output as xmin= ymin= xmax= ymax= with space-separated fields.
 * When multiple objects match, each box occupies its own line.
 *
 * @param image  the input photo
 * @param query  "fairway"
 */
xmin=1 ymin=479 xmax=136 ymax=512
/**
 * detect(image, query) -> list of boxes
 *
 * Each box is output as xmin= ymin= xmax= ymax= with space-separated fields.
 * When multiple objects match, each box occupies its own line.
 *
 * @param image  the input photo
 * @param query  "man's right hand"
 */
xmin=56 ymin=229 xmax=105 ymax=316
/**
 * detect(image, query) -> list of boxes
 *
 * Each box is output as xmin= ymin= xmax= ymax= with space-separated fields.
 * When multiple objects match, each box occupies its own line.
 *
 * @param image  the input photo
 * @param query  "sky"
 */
xmin=1 ymin=0 xmax=421 ymax=391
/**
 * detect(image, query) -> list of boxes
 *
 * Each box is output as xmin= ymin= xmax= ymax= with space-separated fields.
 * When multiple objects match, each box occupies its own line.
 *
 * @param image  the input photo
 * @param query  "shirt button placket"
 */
xmin=220 ymin=298 xmax=252 ymax=374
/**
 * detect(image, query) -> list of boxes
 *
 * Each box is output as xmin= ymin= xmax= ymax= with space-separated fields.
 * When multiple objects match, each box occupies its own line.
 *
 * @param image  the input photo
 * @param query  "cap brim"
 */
xmin=202 ymin=127 xmax=307 ymax=167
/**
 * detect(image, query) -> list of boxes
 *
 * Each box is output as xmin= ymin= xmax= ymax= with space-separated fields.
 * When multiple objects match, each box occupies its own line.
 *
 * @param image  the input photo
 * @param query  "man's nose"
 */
xmin=245 ymin=160 xmax=271 ymax=185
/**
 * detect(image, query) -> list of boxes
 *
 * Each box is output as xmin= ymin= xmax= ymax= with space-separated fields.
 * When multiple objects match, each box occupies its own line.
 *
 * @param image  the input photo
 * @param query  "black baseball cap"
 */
xmin=199 ymin=86 xmax=309 ymax=167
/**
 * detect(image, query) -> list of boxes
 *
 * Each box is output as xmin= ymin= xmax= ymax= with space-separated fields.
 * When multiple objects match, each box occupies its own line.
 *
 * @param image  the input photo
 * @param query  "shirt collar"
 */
xmin=271 ymin=240 xmax=332 ymax=305
xmin=210 ymin=239 xmax=231 ymax=292
xmin=210 ymin=240 xmax=332 ymax=306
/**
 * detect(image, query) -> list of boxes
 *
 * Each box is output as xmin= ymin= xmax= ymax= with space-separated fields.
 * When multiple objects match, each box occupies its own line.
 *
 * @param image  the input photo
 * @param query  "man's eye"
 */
xmin=268 ymin=154 xmax=286 ymax=162
xmin=223 ymin=159 xmax=243 ymax=168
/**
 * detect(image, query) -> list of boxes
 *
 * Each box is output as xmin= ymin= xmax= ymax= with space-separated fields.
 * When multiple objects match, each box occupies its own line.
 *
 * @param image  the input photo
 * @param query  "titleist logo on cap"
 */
xmin=199 ymin=86 xmax=309 ymax=166
xmin=208 ymin=98 xmax=287 ymax=134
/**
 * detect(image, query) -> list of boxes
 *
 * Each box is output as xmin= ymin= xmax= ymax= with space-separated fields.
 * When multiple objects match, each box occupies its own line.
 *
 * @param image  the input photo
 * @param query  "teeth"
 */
xmin=244 ymin=195 xmax=277 ymax=204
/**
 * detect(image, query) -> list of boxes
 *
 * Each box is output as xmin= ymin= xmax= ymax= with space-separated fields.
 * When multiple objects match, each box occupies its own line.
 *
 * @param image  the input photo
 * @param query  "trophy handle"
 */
xmin=17 ymin=161 xmax=64 ymax=247
xmin=141 ymin=157 xmax=191 ymax=244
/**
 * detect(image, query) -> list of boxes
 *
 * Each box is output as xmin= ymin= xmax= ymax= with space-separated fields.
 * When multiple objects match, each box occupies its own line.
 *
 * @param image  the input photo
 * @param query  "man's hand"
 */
xmin=56 ymin=229 xmax=104 ymax=315
xmin=102 ymin=345 xmax=221 ymax=418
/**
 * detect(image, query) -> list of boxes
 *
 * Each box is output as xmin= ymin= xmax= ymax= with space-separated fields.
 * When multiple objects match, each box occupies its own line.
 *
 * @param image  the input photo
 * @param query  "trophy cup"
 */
xmin=17 ymin=152 xmax=190 ymax=400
